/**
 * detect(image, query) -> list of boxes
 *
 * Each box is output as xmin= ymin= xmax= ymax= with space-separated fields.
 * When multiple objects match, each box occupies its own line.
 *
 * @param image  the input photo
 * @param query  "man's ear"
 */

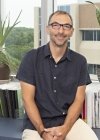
xmin=70 ymin=28 xmax=74 ymax=37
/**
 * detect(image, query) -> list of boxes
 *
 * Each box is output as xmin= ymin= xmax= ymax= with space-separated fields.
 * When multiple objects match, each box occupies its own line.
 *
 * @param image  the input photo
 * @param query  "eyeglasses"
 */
xmin=49 ymin=22 xmax=73 ymax=30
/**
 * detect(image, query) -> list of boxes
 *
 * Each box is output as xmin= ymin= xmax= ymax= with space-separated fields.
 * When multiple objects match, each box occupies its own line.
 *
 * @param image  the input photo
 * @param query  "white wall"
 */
xmin=70 ymin=4 xmax=81 ymax=52
xmin=79 ymin=41 xmax=100 ymax=64
xmin=34 ymin=7 xmax=40 ymax=48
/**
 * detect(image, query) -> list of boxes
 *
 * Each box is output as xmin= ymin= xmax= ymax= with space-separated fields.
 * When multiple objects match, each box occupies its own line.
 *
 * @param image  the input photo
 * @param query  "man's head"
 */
xmin=46 ymin=10 xmax=74 ymax=47
xmin=48 ymin=10 xmax=73 ymax=26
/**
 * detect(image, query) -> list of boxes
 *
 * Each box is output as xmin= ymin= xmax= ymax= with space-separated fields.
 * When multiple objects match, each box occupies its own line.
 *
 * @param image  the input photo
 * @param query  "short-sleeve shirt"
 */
xmin=16 ymin=43 xmax=91 ymax=130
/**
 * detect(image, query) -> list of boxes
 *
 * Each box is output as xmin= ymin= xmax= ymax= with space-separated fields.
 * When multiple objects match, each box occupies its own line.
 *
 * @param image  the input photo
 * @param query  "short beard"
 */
xmin=52 ymin=40 xmax=68 ymax=48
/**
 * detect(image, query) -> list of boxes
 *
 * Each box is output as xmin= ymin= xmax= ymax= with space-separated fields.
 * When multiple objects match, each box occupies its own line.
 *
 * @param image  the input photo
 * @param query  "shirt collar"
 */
xmin=44 ymin=43 xmax=72 ymax=61
xmin=63 ymin=48 xmax=72 ymax=61
xmin=44 ymin=43 xmax=51 ymax=58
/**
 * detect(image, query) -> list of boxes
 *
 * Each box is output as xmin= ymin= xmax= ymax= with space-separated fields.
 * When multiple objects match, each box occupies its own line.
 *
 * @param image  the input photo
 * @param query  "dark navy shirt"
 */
xmin=16 ymin=43 xmax=91 ymax=130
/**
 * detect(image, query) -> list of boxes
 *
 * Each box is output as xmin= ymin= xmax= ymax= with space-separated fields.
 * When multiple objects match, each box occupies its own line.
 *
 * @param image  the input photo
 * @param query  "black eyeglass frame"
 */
xmin=48 ymin=22 xmax=73 ymax=30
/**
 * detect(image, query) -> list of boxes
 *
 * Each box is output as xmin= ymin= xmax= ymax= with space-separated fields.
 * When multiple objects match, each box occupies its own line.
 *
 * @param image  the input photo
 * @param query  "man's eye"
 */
xmin=53 ymin=24 xmax=59 ymax=26
xmin=64 ymin=25 xmax=70 ymax=28
xmin=64 ymin=24 xmax=72 ymax=29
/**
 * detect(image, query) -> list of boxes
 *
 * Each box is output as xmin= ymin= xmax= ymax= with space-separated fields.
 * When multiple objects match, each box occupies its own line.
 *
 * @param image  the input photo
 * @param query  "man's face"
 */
xmin=47 ymin=14 xmax=74 ymax=47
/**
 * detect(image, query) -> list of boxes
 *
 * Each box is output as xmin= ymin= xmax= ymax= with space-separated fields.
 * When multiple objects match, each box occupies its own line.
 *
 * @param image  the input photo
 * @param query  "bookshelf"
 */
xmin=85 ymin=81 xmax=100 ymax=129
xmin=0 ymin=81 xmax=24 ymax=140
xmin=0 ymin=81 xmax=24 ymax=118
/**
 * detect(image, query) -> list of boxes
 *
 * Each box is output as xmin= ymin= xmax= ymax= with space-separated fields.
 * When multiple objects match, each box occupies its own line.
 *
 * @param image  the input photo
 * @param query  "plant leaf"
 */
xmin=86 ymin=1 xmax=100 ymax=26
xmin=96 ymin=8 xmax=100 ymax=25
xmin=0 ymin=10 xmax=22 ymax=46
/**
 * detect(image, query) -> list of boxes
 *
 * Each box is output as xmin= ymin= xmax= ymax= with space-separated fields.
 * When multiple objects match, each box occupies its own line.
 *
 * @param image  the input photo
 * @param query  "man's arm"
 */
xmin=44 ymin=85 xmax=86 ymax=140
xmin=63 ymin=85 xmax=86 ymax=134
xmin=20 ymin=81 xmax=44 ymax=134
xmin=20 ymin=81 xmax=54 ymax=140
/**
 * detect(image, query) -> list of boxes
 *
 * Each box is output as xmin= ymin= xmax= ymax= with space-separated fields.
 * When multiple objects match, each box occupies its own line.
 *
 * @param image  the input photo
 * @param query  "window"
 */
xmin=82 ymin=30 xmax=100 ymax=41
xmin=58 ymin=5 xmax=70 ymax=13
xmin=97 ymin=30 xmax=100 ymax=41
xmin=88 ymin=64 xmax=100 ymax=75
xmin=3 ymin=0 xmax=42 ymax=74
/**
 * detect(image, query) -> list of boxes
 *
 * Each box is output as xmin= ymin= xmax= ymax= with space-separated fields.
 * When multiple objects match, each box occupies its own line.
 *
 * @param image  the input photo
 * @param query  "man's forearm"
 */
xmin=23 ymin=98 xmax=45 ymax=134
xmin=21 ymin=82 xmax=45 ymax=135
xmin=63 ymin=86 xmax=86 ymax=135
xmin=63 ymin=99 xmax=84 ymax=134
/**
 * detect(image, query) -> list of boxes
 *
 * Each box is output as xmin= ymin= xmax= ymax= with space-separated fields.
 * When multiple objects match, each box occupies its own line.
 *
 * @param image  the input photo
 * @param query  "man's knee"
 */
xmin=22 ymin=129 xmax=42 ymax=140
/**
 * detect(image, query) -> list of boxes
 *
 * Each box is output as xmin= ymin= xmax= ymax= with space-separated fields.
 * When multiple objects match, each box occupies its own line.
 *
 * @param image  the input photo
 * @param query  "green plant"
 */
xmin=0 ymin=10 xmax=22 ymax=71
xmin=0 ymin=10 xmax=22 ymax=46
xmin=86 ymin=1 xmax=100 ymax=25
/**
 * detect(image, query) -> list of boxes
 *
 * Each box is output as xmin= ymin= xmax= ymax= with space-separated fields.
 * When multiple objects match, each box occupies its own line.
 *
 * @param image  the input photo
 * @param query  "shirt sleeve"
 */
xmin=78 ymin=57 xmax=92 ymax=86
xmin=16 ymin=50 xmax=36 ymax=85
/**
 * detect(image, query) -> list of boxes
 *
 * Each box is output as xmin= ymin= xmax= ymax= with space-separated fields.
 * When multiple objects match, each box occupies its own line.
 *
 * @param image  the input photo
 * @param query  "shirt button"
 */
xmin=54 ymin=76 xmax=56 ymax=79
xmin=63 ymin=112 xmax=66 ymax=115
xmin=55 ymin=65 xmax=57 ymax=68
xmin=53 ymin=90 xmax=56 ymax=93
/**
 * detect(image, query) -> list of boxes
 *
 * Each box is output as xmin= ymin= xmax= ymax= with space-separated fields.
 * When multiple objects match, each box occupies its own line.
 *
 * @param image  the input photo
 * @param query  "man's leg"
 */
xmin=22 ymin=129 xmax=43 ymax=140
xmin=65 ymin=119 xmax=98 ymax=140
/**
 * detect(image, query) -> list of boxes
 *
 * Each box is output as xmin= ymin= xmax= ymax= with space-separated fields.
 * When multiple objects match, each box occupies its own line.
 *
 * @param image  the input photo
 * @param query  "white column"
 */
xmin=0 ymin=0 xmax=1 ymax=20
xmin=70 ymin=4 xmax=81 ymax=52
xmin=41 ymin=0 xmax=57 ymax=46
xmin=0 ymin=0 xmax=5 ymax=20
xmin=34 ymin=7 xmax=40 ymax=48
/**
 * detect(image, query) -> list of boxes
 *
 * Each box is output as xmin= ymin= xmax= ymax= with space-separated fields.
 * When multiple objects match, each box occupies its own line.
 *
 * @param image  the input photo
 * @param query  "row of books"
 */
xmin=0 ymin=89 xmax=24 ymax=118
xmin=82 ymin=89 xmax=100 ymax=128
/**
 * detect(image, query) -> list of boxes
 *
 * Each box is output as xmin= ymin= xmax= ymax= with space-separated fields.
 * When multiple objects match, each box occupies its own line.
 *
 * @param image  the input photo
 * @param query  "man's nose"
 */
xmin=58 ymin=25 xmax=64 ymax=33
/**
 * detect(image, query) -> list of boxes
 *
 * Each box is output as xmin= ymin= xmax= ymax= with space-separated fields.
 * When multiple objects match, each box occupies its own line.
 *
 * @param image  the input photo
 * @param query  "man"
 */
xmin=16 ymin=11 xmax=92 ymax=140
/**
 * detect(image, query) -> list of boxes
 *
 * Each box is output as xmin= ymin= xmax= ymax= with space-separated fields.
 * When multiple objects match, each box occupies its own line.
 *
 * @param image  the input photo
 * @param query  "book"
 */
xmin=0 ymin=90 xmax=9 ymax=117
xmin=0 ymin=89 xmax=24 ymax=118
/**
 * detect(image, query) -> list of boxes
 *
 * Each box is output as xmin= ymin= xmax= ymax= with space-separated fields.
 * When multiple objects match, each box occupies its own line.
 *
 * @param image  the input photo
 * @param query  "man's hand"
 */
xmin=44 ymin=125 xmax=67 ymax=140
xmin=42 ymin=131 xmax=54 ymax=140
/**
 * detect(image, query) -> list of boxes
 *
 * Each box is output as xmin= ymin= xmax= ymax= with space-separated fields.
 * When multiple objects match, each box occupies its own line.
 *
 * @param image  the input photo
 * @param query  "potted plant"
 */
xmin=0 ymin=10 xmax=22 ymax=82
xmin=86 ymin=1 xmax=100 ymax=81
